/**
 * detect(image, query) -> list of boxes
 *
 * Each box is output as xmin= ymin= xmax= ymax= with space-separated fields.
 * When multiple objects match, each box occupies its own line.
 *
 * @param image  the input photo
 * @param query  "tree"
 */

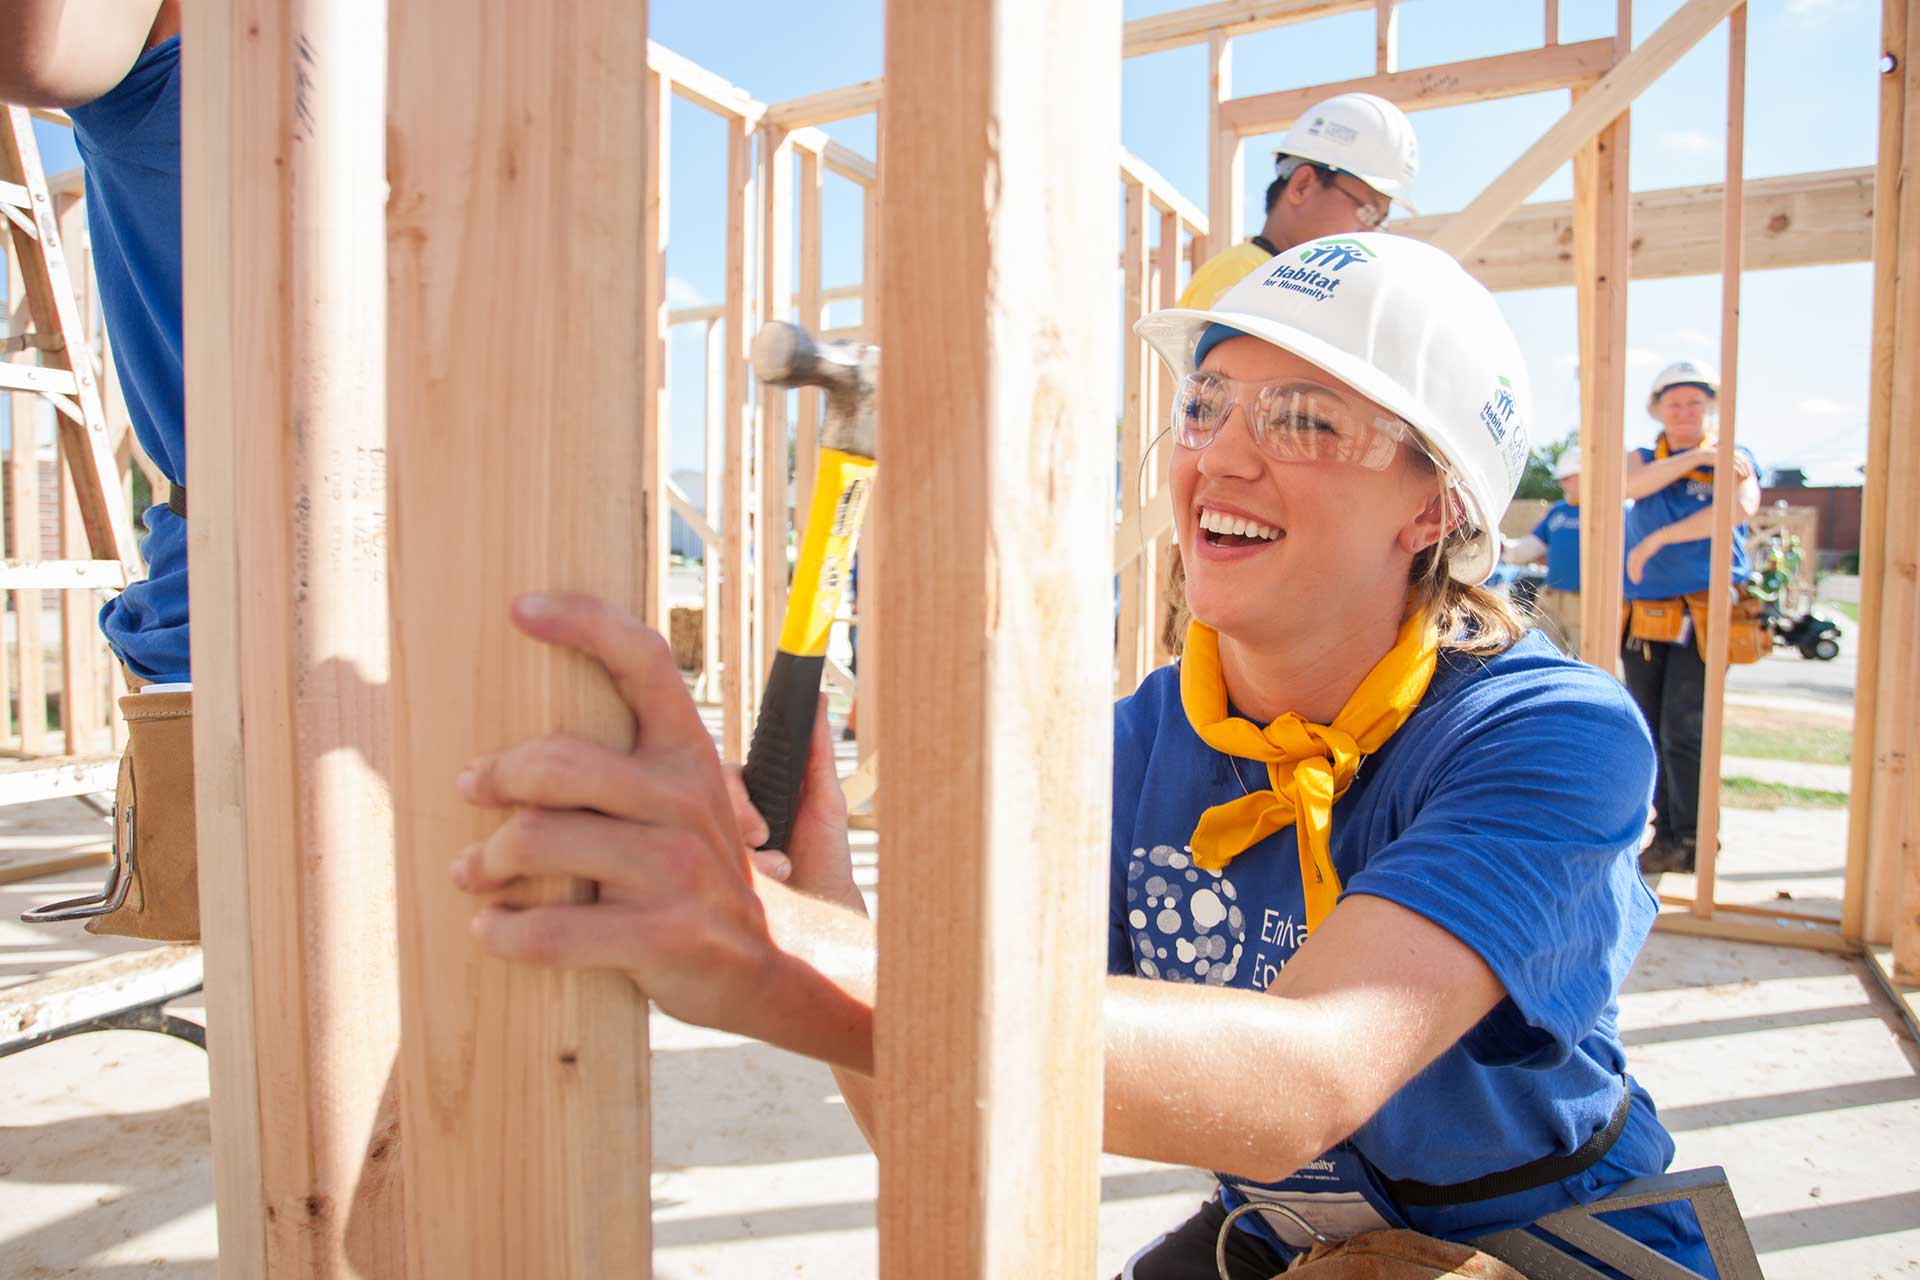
xmin=1514 ymin=430 xmax=1577 ymax=501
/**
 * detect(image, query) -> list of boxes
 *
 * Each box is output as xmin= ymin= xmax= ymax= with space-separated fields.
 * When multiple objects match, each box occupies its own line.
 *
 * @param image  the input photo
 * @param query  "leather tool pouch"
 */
xmin=21 ymin=690 xmax=198 ymax=941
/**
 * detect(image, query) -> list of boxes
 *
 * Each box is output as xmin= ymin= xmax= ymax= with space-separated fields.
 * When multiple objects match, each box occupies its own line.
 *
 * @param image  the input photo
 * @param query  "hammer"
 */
xmin=741 ymin=321 xmax=878 ymax=854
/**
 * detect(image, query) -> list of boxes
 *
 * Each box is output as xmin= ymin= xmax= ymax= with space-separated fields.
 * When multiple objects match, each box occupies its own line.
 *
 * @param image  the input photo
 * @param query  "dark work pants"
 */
xmin=1117 ymin=1196 xmax=1289 ymax=1280
xmin=1620 ymin=633 xmax=1707 ymax=843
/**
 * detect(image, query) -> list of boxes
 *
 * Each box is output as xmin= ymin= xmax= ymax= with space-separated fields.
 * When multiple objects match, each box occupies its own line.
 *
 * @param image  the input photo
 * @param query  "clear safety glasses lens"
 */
xmin=1172 ymin=373 xmax=1409 ymax=471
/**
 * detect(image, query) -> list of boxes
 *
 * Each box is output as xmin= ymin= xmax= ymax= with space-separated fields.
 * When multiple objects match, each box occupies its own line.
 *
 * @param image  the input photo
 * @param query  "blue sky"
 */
xmin=646 ymin=0 xmax=1882 ymax=485
xmin=27 ymin=0 xmax=1880 ymax=484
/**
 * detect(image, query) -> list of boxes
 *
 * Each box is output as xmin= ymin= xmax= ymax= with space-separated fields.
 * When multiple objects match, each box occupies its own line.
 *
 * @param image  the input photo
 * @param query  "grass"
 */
xmin=1721 ymin=705 xmax=1853 ymax=766
xmin=1721 ymin=776 xmax=1850 ymax=810
xmin=1821 ymin=599 xmax=1860 ymax=623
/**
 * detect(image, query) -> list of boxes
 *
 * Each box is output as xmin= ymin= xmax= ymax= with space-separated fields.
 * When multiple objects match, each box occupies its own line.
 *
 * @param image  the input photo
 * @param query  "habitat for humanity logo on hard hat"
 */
xmin=1305 ymin=113 xmax=1359 ymax=145
xmin=1260 ymin=237 xmax=1373 ymax=303
xmin=1478 ymin=376 xmax=1529 ymax=482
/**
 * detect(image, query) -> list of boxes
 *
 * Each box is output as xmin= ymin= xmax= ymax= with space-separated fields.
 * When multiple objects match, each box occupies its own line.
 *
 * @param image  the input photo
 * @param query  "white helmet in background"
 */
xmin=1554 ymin=447 xmax=1582 ymax=479
xmin=1647 ymin=360 xmax=1720 ymax=417
xmin=1275 ymin=93 xmax=1421 ymax=216
xmin=1136 ymin=233 xmax=1530 ymax=586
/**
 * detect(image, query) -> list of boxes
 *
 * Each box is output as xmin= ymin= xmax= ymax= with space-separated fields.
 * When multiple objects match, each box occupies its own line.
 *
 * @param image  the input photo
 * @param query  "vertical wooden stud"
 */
xmin=1207 ymin=30 xmax=1243 ymax=260
xmin=1855 ymin=0 xmax=1920 ymax=948
xmin=875 ymin=0 xmax=1117 ymax=1272
xmin=182 ymin=0 xmax=406 ymax=1273
xmin=6 ymin=251 xmax=44 ymax=752
xmin=1546 ymin=0 xmax=1561 ymax=45
xmin=642 ymin=70 xmax=672 ymax=633
xmin=56 ymin=439 xmax=99 ymax=750
xmin=1376 ymin=0 xmax=1400 ymax=74
xmin=855 ymin=172 xmax=881 ymax=772
xmin=795 ymin=146 xmax=824 ymax=544
xmin=703 ymin=317 xmax=725 ymax=703
xmin=1117 ymin=178 xmax=1151 ymax=692
xmin=722 ymin=116 xmax=754 ymax=763
xmin=1572 ymin=14 xmax=1630 ymax=670
xmin=1692 ymin=3 xmax=1746 ymax=917
xmin=757 ymin=126 xmax=794 ymax=681
xmin=1152 ymin=212 xmax=1182 ymax=670
xmin=384 ymin=0 xmax=653 ymax=1273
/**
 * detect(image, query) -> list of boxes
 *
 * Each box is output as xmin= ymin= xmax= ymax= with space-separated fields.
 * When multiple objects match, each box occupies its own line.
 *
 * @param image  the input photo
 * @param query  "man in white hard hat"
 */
xmin=1622 ymin=360 xmax=1763 ymax=876
xmin=1501 ymin=448 xmax=1584 ymax=653
xmin=1178 ymin=92 xmax=1420 ymax=309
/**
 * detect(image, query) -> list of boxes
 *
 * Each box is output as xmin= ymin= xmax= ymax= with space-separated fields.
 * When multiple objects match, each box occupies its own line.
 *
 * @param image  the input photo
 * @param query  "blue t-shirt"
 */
xmin=1622 ymin=446 xmax=1755 ymax=604
xmin=69 ymin=37 xmax=188 ymax=683
xmin=1532 ymin=500 xmax=1581 ymax=593
xmin=1108 ymin=633 xmax=1713 ymax=1273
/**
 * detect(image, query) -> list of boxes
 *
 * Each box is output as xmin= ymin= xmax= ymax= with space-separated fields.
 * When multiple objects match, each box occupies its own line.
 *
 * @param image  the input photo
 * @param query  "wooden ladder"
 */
xmin=0 ymin=105 xmax=138 ymax=806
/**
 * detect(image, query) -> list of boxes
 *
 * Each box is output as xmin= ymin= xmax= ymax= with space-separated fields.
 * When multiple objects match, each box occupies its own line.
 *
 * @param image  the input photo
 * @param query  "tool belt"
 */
xmin=1624 ymin=590 xmax=1769 ymax=664
xmin=21 ymin=686 xmax=199 ymax=941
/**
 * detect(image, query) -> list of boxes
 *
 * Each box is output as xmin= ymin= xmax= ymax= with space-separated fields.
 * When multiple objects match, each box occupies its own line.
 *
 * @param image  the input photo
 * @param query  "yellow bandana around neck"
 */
xmin=1180 ymin=613 xmax=1439 ymax=933
xmin=1655 ymin=432 xmax=1717 ymax=485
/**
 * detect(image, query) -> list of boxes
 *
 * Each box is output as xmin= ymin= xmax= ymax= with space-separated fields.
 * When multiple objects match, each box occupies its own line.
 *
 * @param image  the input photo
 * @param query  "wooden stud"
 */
xmin=1431 ymin=0 xmax=1745 ymax=259
xmin=52 ymin=192 xmax=102 ymax=755
xmin=1547 ymin=0 xmax=1560 ymax=45
xmin=1395 ymin=166 xmax=1875 ymax=292
xmin=722 ymin=118 xmax=754 ymax=762
xmin=1222 ymin=40 xmax=1613 ymax=136
xmin=1841 ymin=4 xmax=1902 ymax=944
xmin=1692 ymin=3 xmax=1747 ymax=919
xmin=55 ymin=440 xmax=99 ymax=751
xmin=180 ymin=0 xmax=405 ymax=1272
xmin=1375 ymin=0 xmax=1399 ymax=74
xmin=6 ymin=251 xmax=46 ymax=753
xmin=795 ymin=146 xmax=824 ymax=544
xmin=1207 ymin=30 xmax=1244 ymax=260
xmin=855 ymin=168 xmax=880 ymax=772
xmin=765 ymin=78 xmax=885 ymax=131
xmin=875 ymin=0 xmax=1116 ymax=1270
xmin=757 ymin=126 xmax=794 ymax=682
xmin=703 ymin=318 xmax=724 ymax=703
xmin=383 ymin=1 xmax=653 ymax=1273
xmin=1864 ymin=0 xmax=1920 ymax=949
xmin=1119 ymin=149 xmax=1210 ymax=240
xmin=642 ymin=70 xmax=672 ymax=633
xmin=1117 ymin=178 xmax=1152 ymax=692
xmin=1572 ymin=75 xmax=1630 ymax=670
xmin=1889 ymin=10 xmax=1920 ymax=981
xmin=1153 ymin=211 xmax=1182 ymax=670
xmin=1123 ymin=0 xmax=1374 ymax=57
xmin=1652 ymin=909 xmax=1858 ymax=956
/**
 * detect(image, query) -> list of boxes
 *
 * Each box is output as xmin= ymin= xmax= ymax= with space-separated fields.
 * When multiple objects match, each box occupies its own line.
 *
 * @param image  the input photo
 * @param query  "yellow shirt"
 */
xmin=1177 ymin=240 xmax=1278 ymax=309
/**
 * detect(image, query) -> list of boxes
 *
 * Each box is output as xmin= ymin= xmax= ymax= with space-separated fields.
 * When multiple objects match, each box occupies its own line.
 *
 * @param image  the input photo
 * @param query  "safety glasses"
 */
xmin=1171 ymin=372 xmax=1415 ymax=471
xmin=1326 ymin=176 xmax=1390 ymax=229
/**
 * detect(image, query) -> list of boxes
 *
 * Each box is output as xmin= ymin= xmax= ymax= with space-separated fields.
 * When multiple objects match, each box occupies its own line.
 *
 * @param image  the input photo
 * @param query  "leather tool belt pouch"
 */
xmin=1685 ymin=589 xmax=1772 ymax=666
xmin=1627 ymin=597 xmax=1688 ymax=644
xmin=21 ymin=689 xmax=199 ymax=940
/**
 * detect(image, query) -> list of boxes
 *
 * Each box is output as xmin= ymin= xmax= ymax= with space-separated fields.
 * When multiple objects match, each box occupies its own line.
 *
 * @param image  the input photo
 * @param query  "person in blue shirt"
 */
xmin=1622 ymin=362 xmax=1760 ymax=876
xmin=1502 ymin=447 xmax=1583 ymax=654
xmin=446 ymin=237 xmax=1715 ymax=1278
xmin=2 ymin=1 xmax=187 ymax=684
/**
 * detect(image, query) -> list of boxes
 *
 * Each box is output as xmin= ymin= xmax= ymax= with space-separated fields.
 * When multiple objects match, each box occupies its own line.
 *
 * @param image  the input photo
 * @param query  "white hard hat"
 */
xmin=1136 ymin=232 xmax=1530 ymax=587
xmin=1554 ymin=447 xmax=1582 ymax=479
xmin=1275 ymin=93 xmax=1421 ymax=216
xmin=1648 ymin=360 xmax=1719 ymax=417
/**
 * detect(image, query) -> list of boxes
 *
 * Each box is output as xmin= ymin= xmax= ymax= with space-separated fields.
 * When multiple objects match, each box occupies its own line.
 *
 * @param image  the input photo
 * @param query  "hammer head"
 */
xmin=751 ymin=321 xmax=878 ymax=460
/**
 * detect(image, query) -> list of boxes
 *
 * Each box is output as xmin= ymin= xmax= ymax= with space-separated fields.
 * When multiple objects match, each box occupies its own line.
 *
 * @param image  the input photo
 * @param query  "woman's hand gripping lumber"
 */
xmin=450 ymin=592 xmax=877 ymax=1073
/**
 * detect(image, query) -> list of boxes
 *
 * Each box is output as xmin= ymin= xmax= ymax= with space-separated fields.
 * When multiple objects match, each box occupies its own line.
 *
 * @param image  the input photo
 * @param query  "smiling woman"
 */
xmin=450 ymin=233 xmax=1719 ymax=1278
